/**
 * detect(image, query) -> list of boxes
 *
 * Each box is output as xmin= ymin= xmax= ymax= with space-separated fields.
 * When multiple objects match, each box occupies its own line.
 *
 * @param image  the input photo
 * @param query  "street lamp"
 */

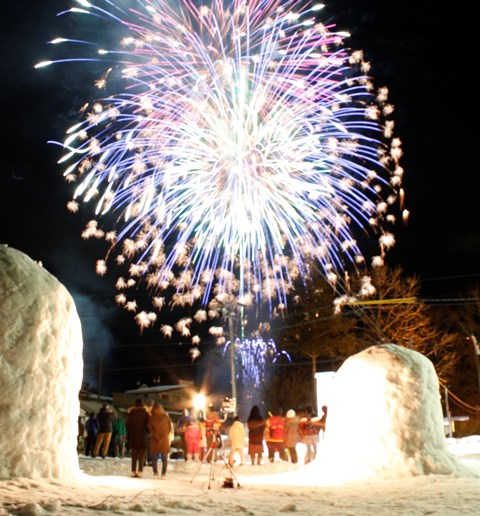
xmin=193 ymin=392 xmax=206 ymax=418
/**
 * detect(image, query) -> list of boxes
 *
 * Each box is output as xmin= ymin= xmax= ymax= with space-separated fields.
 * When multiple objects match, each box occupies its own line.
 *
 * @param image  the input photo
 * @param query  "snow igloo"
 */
xmin=0 ymin=245 xmax=83 ymax=479
xmin=318 ymin=343 xmax=476 ymax=482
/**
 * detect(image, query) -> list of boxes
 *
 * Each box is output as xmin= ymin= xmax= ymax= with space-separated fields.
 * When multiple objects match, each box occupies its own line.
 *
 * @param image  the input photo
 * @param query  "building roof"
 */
xmin=123 ymin=384 xmax=189 ymax=395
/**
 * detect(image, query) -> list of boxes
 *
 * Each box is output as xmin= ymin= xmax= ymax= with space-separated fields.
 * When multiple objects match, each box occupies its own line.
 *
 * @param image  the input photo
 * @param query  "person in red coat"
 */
xmin=184 ymin=418 xmax=202 ymax=461
xmin=265 ymin=408 xmax=287 ymax=462
xmin=298 ymin=404 xmax=322 ymax=464
xmin=126 ymin=399 xmax=149 ymax=478
xmin=148 ymin=402 xmax=172 ymax=479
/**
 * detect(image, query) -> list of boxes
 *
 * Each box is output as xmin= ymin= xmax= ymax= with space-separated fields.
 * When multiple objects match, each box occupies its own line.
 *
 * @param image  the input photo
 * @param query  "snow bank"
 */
xmin=0 ymin=245 xmax=83 ymax=479
xmin=319 ymin=343 xmax=477 ymax=482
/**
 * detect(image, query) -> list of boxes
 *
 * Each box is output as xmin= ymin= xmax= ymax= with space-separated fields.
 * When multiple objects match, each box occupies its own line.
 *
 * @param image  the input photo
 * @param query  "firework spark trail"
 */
xmin=225 ymin=337 xmax=290 ymax=391
xmin=38 ymin=0 xmax=405 ymax=344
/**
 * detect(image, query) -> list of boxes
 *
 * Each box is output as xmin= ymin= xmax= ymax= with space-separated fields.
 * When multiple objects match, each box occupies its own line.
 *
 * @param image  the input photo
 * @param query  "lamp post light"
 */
xmin=193 ymin=392 xmax=206 ymax=418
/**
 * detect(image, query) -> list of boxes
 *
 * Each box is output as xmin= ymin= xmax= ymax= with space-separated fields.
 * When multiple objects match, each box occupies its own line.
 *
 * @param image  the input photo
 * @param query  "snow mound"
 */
xmin=319 ymin=343 xmax=478 ymax=482
xmin=0 ymin=245 xmax=83 ymax=479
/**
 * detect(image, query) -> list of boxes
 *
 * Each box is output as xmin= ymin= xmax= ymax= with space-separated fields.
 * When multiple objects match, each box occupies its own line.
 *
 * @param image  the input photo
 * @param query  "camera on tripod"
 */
xmin=221 ymin=397 xmax=236 ymax=414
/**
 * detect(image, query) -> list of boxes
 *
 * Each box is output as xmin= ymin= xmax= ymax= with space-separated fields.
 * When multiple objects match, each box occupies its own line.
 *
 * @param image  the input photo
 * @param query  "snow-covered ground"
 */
xmin=2 ymin=246 xmax=480 ymax=514
xmin=1 ymin=437 xmax=480 ymax=516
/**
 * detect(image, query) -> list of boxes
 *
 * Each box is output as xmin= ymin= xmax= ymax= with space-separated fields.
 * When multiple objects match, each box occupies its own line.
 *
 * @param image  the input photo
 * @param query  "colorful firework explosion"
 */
xmin=37 ymin=0 xmax=406 ymax=348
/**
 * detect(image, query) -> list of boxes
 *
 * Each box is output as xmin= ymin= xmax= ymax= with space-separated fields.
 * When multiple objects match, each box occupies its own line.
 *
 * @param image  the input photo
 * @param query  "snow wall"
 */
xmin=318 ymin=343 xmax=477 ymax=482
xmin=0 ymin=245 xmax=83 ymax=479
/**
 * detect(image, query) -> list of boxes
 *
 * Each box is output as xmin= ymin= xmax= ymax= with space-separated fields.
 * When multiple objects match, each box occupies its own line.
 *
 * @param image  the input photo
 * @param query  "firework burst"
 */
xmin=227 ymin=336 xmax=291 ymax=389
xmin=38 ymin=0 xmax=405 ymax=344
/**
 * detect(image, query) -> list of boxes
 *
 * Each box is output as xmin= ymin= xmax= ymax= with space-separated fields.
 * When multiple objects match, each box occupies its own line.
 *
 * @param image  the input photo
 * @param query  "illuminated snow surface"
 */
xmin=0 ymin=245 xmax=83 ymax=480
xmin=314 ymin=344 xmax=478 ymax=482
xmin=1 ymin=246 xmax=480 ymax=514
xmin=0 ymin=440 xmax=479 ymax=515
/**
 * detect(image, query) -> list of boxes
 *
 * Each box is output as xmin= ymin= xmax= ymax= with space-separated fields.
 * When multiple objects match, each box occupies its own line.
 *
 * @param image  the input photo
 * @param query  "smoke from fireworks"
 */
xmin=37 ymin=0 xmax=405 ymax=346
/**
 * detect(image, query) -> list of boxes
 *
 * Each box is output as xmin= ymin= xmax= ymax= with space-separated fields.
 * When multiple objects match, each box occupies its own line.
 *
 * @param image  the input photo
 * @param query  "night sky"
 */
xmin=1 ymin=1 xmax=478 ymax=394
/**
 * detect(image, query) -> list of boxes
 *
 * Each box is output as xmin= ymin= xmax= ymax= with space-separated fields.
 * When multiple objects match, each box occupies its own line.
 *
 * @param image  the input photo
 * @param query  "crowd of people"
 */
xmin=77 ymin=401 xmax=328 ymax=479
xmin=246 ymin=404 xmax=328 ymax=465
xmin=78 ymin=399 xmax=172 ymax=479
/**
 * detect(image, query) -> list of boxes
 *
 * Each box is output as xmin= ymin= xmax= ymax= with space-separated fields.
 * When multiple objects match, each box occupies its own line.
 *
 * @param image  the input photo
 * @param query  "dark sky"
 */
xmin=1 ymin=1 xmax=478 ymax=394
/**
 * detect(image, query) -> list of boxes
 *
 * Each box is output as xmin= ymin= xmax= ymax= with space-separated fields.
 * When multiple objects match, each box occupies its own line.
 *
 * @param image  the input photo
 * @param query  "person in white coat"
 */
xmin=228 ymin=416 xmax=246 ymax=466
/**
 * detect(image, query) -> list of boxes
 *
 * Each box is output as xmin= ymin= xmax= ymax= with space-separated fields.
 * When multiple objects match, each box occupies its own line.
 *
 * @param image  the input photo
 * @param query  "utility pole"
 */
xmin=444 ymin=385 xmax=452 ymax=438
xmin=469 ymin=336 xmax=480 ymax=403
xmin=224 ymin=304 xmax=237 ymax=416
xmin=98 ymin=358 xmax=103 ymax=400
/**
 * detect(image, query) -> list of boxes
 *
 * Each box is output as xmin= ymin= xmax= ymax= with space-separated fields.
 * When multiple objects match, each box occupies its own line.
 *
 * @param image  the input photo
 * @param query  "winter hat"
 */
xmin=286 ymin=409 xmax=296 ymax=418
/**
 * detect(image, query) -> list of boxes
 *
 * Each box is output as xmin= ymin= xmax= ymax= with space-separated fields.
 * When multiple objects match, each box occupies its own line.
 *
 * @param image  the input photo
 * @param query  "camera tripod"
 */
xmin=190 ymin=440 xmax=240 ymax=489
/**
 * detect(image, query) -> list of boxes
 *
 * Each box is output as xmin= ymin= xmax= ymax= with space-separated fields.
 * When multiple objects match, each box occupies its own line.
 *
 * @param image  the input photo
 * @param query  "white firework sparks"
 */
xmin=38 ymin=0 xmax=404 ymax=346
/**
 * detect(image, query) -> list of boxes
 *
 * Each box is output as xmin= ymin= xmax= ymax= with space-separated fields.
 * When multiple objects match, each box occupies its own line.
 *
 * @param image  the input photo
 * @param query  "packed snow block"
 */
xmin=320 ymin=343 xmax=477 ymax=481
xmin=0 ymin=245 xmax=83 ymax=479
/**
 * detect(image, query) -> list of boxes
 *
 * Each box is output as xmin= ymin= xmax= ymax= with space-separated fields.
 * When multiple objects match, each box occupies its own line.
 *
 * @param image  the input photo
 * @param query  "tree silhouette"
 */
xmin=274 ymin=272 xmax=358 ymax=380
xmin=431 ymin=287 xmax=480 ymax=409
xmin=348 ymin=265 xmax=459 ymax=380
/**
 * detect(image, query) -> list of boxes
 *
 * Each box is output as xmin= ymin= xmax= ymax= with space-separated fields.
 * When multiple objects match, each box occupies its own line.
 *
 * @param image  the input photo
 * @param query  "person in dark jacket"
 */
xmin=127 ymin=399 xmax=150 ymax=478
xmin=84 ymin=412 xmax=98 ymax=457
xmin=175 ymin=408 xmax=191 ymax=461
xmin=320 ymin=405 xmax=328 ymax=436
xmin=77 ymin=416 xmax=85 ymax=454
xmin=92 ymin=404 xmax=116 ymax=459
xmin=247 ymin=405 xmax=266 ymax=465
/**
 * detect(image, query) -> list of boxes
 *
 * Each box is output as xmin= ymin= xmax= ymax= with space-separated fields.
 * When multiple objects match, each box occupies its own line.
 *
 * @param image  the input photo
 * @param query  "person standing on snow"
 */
xmin=92 ymin=404 xmax=116 ymax=459
xmin=148 ymin=402 xmax=172 ymax=479
xmin=184 ymin=418 xmax=202 ymax=462
xmin=204 ymin=403 xmax=222 ymax=460
xmin=284 ymin=409 xmax=300 ymax=464
xmin=228 ymin=415 xmax=246 ymax=466
xmin=84 ymin=412 xmax=98 ymax=457
xmin=127 ymin=399 xmax=150 ymax=478
xmin=112 ymin=414 xmax=127 ymax=458
xmin=175 ymin=408 xmax=191 ymax=461
xmin=319 ymin=405 xmax=328 ymax=438
xmin=265 ymin=408 xmax=287 ymax=462
xmin=299 ymin=404 xmax=322 ymax=464
xmin=247 ymin=405 xmax=266 ymax=465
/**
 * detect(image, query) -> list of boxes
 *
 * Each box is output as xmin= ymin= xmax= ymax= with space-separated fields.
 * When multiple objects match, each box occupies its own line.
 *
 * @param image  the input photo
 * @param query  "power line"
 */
xmin=422 ymin=272 xmax=480 ymax=283
xmin=338 ymin=297 xmax=417 ymax=306
xmin=439 ymin=378 xmax=480 ymax=415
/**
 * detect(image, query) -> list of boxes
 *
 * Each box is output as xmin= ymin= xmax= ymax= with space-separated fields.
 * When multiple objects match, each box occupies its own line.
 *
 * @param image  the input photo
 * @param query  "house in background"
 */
xmin=80 ymin=379 xmax=225 ymax=424
xmin=112 ymin=379 xmax=206 ymax=423
xmin=79 ymin=390 xmax=113 ymax=418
